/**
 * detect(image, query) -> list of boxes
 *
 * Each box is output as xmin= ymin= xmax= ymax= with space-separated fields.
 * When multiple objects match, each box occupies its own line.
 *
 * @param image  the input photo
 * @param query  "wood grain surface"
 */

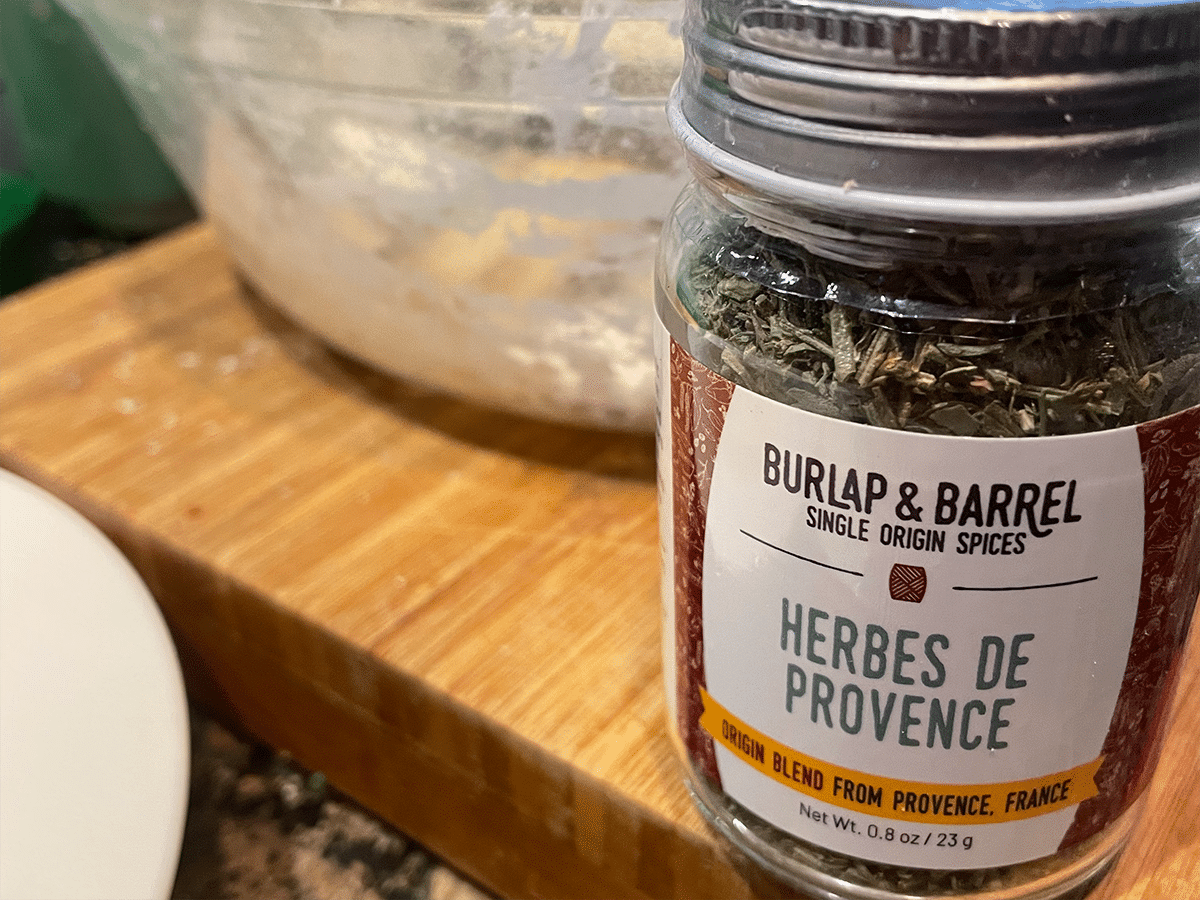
xmin=1 ymin=223 xmax=1195 ymax=899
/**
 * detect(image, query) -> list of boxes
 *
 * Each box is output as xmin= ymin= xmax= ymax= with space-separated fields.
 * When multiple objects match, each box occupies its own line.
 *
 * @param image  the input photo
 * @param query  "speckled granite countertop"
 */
xmin=172 ymin=710 xmax=497 ymax=900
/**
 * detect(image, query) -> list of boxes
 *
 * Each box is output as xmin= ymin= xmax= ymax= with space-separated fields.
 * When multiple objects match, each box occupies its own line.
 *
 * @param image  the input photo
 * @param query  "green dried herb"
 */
xmin=677 ymin=220 xmax=1200 ymax=437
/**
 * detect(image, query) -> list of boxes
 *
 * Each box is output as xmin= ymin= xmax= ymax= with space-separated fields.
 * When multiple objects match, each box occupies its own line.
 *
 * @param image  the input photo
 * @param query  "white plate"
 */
xmin=0 ymin=470 xmax=189 ymax=900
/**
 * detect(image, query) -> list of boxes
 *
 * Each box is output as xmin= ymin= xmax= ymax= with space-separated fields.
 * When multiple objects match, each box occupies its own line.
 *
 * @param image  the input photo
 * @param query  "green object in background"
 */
xmin=0 ymin=172 xmax=42 ymax=238
xmin=1 ymin=0 xmax=192 ymax=236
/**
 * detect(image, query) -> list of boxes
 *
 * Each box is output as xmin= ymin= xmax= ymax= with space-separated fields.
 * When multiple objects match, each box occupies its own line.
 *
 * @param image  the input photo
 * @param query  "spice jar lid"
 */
xmin=673 ymin=0 xmax=1200 ymax=222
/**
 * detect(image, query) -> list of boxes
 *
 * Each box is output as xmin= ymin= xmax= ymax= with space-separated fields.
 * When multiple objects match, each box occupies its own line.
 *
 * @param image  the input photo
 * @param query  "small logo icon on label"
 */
xmin=889 ymin=564 xmax=927 ymax=603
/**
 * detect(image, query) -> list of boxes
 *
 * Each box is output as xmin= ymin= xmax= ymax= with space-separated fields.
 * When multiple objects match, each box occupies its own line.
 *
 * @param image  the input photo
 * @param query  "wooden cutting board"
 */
xmin=1 ymin=223 xmax=1195 ymax=899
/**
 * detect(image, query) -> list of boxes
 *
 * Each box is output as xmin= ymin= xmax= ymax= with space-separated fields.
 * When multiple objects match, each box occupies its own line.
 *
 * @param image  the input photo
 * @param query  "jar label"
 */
xmin=658 ymin=329 xmax=1200 ymax=870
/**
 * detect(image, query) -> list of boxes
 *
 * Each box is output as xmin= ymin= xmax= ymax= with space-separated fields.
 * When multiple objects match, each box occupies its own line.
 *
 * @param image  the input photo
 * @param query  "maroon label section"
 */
xmin=1062 ymin=405 xmax=1200 ymax=849
xmin=670 ymin=338 xmax=735 ymax=785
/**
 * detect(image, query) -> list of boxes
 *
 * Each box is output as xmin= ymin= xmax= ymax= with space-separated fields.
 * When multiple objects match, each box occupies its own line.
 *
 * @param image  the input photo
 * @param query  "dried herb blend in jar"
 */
xmin=655 ymin=1 xmax=1200 ymax=898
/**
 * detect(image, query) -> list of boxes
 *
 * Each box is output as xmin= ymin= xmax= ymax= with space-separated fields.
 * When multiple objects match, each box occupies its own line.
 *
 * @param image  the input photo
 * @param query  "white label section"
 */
xmin=702 ymin=387 xmax=1143 ymax=869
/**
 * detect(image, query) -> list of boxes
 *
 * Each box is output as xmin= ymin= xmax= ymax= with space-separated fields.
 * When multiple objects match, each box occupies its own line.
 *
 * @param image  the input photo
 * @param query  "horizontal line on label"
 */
xmin=739 ymin=529 xmax=864 ymax=577
xmin=952 ymin=575 xmax=1099 ymax=592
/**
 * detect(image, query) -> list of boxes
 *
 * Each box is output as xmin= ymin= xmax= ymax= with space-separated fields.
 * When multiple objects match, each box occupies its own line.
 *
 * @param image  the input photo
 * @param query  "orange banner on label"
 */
xmin=699 ymin=689 xmax=1102 ymax=825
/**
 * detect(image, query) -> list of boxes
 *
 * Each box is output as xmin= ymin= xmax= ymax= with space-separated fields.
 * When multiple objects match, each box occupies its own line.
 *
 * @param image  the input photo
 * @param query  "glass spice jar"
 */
xmin=655 ymin=1 xmax=1200 ymax=898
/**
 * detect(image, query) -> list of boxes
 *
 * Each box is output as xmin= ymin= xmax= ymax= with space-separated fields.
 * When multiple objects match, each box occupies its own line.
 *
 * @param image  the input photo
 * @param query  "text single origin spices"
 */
xmin=654 ymin=1 xmax=1200 ymax=898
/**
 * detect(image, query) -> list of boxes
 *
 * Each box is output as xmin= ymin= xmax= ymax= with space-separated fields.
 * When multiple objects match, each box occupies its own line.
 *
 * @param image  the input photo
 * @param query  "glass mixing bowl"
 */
xmin=65 ymin=0 xmax=686 ymax=429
